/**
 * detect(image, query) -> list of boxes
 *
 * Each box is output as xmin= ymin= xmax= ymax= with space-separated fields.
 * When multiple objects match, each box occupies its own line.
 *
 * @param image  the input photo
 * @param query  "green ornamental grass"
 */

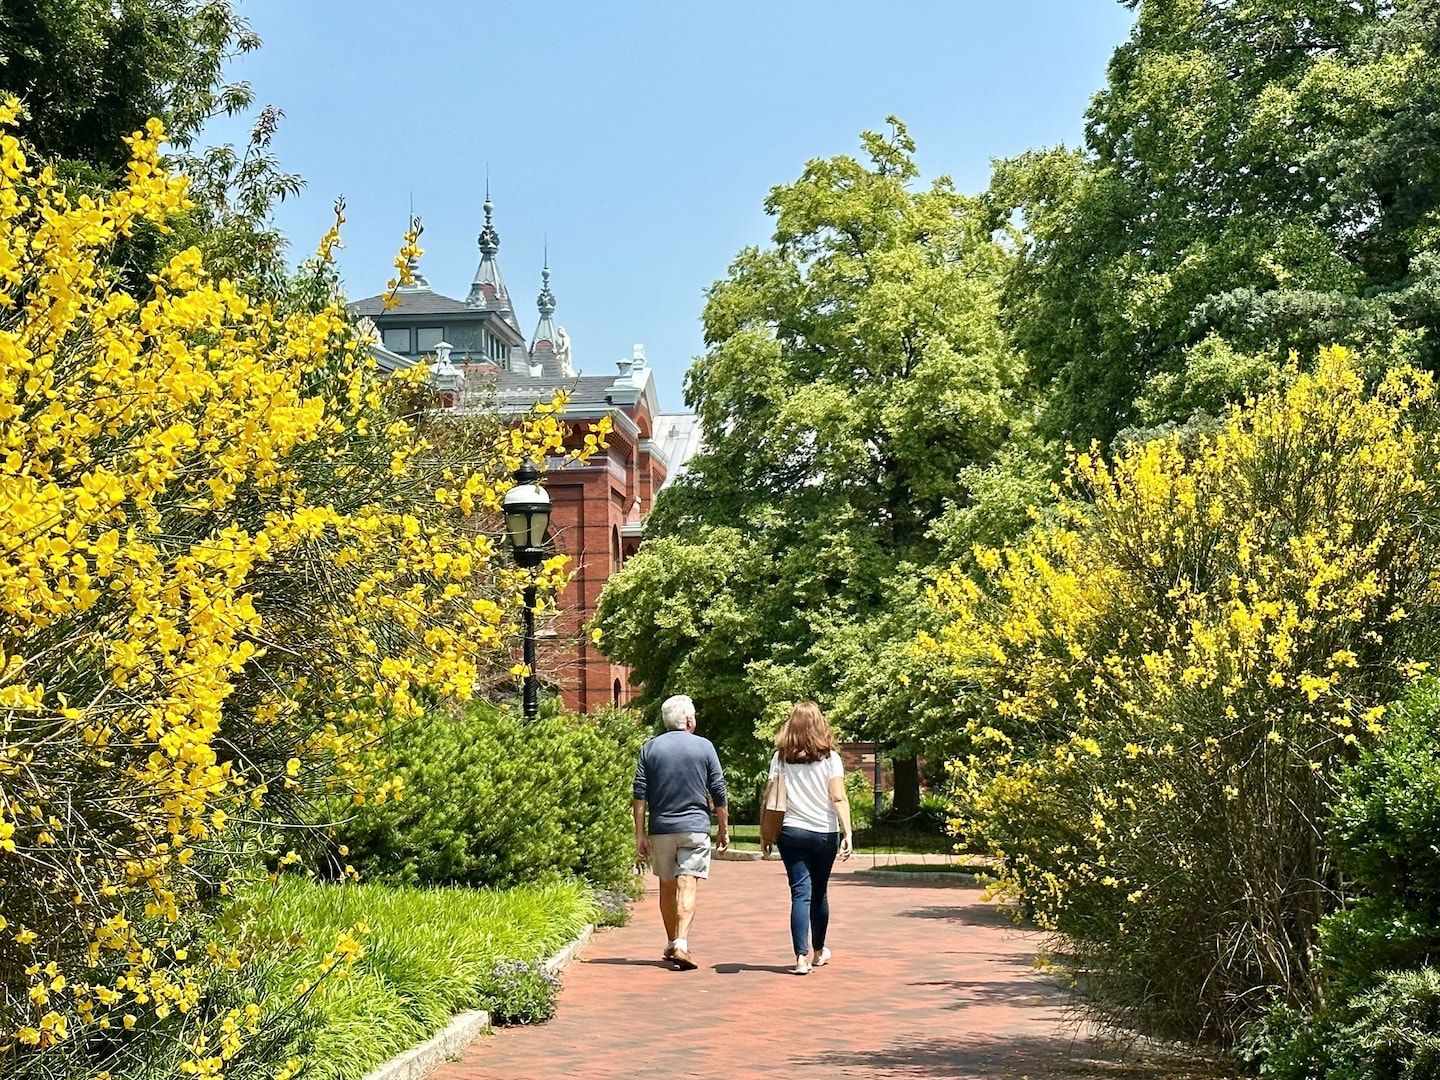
xmin=249 ymin=878 xmax=597 ymax=1080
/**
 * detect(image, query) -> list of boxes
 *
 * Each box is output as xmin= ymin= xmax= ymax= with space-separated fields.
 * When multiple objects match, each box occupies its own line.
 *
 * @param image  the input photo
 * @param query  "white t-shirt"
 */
xmin=769 ymin=750 xmax=844 ymax=834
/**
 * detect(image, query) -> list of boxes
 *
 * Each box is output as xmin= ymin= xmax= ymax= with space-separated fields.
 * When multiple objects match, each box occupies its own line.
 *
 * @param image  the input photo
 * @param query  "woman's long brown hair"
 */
xmin=776 ymin=701 xmax=835 ymax=764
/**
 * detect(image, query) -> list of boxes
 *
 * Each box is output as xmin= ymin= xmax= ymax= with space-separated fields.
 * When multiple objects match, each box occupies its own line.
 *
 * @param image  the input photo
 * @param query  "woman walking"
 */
xmin=762 ymin=702 xmax=853 ymax=974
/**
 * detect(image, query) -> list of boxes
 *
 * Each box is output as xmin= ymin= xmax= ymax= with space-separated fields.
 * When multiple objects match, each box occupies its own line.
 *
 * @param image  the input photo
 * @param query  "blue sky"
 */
xmin=212 ymin=1 xmax=1136 ymax=410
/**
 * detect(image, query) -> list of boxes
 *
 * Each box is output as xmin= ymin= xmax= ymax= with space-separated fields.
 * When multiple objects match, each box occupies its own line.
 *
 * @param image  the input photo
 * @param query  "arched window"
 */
xmin=611 ymin=525 xmax=622 ymax=570
xmin=612 ymin=679 xmax=622 ymax=706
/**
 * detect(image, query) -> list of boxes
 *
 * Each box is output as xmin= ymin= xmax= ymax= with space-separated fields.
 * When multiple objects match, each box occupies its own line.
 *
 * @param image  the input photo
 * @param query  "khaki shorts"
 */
xmin=648 ymin=832 xmax=712 ymax=881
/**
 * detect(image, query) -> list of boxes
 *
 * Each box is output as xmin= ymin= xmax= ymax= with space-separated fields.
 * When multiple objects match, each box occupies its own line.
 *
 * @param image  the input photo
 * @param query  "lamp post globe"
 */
xmin=502 ymin=461 xmax=551 ymax=569
xmin=503 ymin=462 xmax=551 ymax=722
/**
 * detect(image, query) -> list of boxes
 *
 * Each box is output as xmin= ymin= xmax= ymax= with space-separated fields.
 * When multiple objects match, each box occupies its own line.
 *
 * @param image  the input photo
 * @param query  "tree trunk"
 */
xmin=891 ymin=754 xmax=921 ymax=817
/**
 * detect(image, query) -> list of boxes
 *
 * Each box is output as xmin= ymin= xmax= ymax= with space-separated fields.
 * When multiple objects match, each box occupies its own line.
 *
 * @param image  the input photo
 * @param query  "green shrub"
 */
xmin=924 ymin=354 xmax=1440 ymax=1044
xmin=1322 ymin=680 xmax=1440 ymax=994
xmin=337 ymin=704 xmax=646 ymax=890
xmin=592 ymin=887 xmax=634 ymax=928
xmin=478 ymin=959 xmax=559 ymax=1025
xmin=872 ymin=791 xmax=948 ymax=836
xmin=845 ymin=770 xmax=875 ymax=830
xmin=1318 ymin=678 xmax=1440 ymax=1017
xmin=1248 ymin=969 xmax=1440 ymax=1080
xmin=1250 ymin=681 xmax=1440 ymax=1075
xmin=919 ymin=791 xmax=950 ymax=831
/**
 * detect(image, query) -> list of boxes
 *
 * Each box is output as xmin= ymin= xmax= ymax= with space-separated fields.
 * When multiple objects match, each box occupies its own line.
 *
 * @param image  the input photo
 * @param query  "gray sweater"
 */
xmin=633 ymin=730 xmax=728 ymax=835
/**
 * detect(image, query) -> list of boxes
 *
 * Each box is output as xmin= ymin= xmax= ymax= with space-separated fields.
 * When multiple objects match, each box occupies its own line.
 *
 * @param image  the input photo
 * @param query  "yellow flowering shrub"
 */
xmin=0 ymin=102 xmax=595 ymax=1075
xmin=921 ymin=348 xmax=1440 ymax=1044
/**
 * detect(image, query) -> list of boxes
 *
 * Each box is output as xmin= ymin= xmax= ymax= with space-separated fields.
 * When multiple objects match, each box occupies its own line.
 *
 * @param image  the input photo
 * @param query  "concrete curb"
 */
xmin=362 ymin=922 xmax=597 ymax=1080
xmin=715 ymin=848 xmax=763 ymax=861
xmin=543 ymin=923 xmax=595 ymax=975
xmin=852 ymin=869 xmax=989 ymax=886
xmin=360 ymin=1009 xmax=492 ymax=1080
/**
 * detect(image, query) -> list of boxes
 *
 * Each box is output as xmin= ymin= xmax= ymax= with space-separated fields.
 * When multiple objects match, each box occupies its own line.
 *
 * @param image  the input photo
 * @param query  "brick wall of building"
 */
xmin=537 ymin=406 xmax=664 ymax=714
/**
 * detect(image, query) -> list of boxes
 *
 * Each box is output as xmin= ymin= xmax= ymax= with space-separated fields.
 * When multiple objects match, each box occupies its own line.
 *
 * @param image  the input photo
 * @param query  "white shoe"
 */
xmin=793 ymin=954 xmax=812 ymax=975
xmin=814 ymin=947 xmax=831 ymax=968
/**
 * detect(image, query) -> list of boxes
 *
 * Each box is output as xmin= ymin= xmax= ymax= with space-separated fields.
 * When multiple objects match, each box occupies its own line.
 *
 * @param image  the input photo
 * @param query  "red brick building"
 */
xmin=352 ymin=197 xmax=699 ymax=713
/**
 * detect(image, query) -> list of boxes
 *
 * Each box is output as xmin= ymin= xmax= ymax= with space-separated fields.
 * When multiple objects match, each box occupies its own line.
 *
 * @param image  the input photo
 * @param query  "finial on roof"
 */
xmin=478 ymin=187 xmax=499 ymax=257
xmin=537 ymin=264 xmax=556 ymax=317
xmin=468 ymin=187 xmax=519 ymax=329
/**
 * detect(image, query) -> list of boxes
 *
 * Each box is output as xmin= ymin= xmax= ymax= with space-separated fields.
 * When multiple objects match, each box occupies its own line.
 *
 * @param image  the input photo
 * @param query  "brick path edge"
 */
xmin=361 ymin=922 xmax=596 ymax=1080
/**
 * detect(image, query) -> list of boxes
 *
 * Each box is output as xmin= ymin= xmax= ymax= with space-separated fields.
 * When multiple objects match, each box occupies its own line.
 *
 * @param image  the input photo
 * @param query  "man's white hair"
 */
xmin=660 ymin=695 xmax=695 ymax=731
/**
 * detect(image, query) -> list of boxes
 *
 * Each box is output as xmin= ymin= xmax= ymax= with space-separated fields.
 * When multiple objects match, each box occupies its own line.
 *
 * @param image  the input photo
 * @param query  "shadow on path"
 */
xmin=895 ymin=904 xmax=1015 ymax=928
xmin=440 ymin=860 xmax=1236 ymax=1080
xmin=791 ymin=1032 xmax=1230 ymax=1079
xmin=712 ymin=961 xmax=795 ymax=975
xmin=581 ymin=957 xmax=671 ymax=968
xmin=911 ymin=976 xmax=1070 ymax=1012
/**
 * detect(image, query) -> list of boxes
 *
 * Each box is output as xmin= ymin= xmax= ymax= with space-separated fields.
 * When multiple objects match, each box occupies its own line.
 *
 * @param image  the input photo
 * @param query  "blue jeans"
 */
xmin=778 ymin=826 xmax=839 ymax=956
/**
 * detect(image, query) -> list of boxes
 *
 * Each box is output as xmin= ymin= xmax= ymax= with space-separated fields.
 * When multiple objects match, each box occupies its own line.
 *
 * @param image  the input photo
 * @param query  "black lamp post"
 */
xmin=502 ymin=462 xmax=551 ymax=722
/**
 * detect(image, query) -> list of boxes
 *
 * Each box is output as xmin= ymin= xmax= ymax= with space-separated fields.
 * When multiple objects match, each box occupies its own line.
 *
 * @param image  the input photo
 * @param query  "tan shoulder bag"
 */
xmin=759 ymin=759 xmax=788 ymax=846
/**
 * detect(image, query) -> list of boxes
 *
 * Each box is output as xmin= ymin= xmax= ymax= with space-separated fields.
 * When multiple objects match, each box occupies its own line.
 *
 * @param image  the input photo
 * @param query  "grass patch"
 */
xmin=724 ymin=822 xmax=956 ymax=855
xmin=248 ymin=877 xmax=596 ymax=1080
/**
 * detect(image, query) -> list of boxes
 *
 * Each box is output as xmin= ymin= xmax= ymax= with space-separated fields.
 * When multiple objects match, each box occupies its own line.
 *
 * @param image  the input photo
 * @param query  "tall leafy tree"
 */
xmin=0 ymin=0 xmax=257 ymax=173
xmin=595 ymin=121 xmax=1028 ymax=798
xmin=0 ymin=0 xmax=302 ymax=286
xmin=998 ymin=0 xmax=1440 ymax=447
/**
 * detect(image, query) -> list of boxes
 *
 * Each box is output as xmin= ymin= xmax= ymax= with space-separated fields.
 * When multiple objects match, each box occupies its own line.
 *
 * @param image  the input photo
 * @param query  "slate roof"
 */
xmin=489 ymin=373 xmax=618 ymax=409
xmin=349 ymin=287 xmax=478 ymax=318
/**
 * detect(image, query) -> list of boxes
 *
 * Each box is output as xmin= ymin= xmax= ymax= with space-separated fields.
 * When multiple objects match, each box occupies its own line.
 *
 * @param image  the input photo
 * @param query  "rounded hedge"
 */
xmin=336 ymin=704 xmax=646 ymax=891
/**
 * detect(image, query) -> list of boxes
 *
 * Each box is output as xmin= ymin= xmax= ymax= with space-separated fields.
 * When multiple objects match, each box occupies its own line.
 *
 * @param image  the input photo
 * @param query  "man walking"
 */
xmin=633 ymin=694 xmax=729 ymax=970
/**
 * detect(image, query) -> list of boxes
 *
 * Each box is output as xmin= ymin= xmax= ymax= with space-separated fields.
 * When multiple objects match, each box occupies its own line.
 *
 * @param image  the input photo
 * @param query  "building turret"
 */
xmin=466 ymin=188 xmax=522 ymax=338
xmin=528 ymin=258 xmax=574 ymax=378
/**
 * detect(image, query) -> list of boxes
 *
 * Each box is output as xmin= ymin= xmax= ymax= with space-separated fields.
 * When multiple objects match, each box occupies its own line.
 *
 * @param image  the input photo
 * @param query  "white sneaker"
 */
xmin=793 ymin=954 xmax=812 ymax=975
xmin=814 ymin=947 xmax=831 ymax=968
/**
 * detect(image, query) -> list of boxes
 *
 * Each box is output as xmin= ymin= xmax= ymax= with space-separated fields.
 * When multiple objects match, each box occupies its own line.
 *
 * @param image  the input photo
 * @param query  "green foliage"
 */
xmin=591 ymin=887 xmax=634 ymax=928
xmin=927 ymin=353 xmax=1440 ymax=1045
xmin=0 ymin=0 xmax=257 ymax=173
xmin=1248 ymin=969 xmax=1440 ymax=1080
xmin=336 ymin=704 xmax=646 ymax=891
xmin=1251 ymin=681 xmax=1440 ymax=1076
xmin=995 ymin=0 xmax=1440 ymax=446
xmin=844 ymin=769 xmax=875 ymax=830
xmin=170 ymin=104 xmax=305 ymax=289
xmin=247 ymin=878 xmax=593 ymax=1080
xmin=0 ymin=0 xmax=305 ymax=289
xmin=1321 ymin=680 xmax=1440 ymax=999
xmin=591 ymin=531 xmax=768 ymax=765
xmin=1132 ymin=336 xmax=1285 ymax=430
xmin=476 ymin=960 xmax=559 ymax=1026
xmin=1331 ymin=681 xmax=1440 ymax=905
xmin=596 ymin=119 xmax=1030 ymax=769
xmin=853 ymin=818 xmax=954 ymax=856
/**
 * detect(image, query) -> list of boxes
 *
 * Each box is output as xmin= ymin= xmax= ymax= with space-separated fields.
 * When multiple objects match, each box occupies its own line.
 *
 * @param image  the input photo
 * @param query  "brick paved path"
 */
xmin=436 ymin=859 xmax=1223 ymax=1079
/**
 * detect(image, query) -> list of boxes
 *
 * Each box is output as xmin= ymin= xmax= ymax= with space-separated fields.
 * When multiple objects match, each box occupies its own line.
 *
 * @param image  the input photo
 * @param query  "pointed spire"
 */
xmin=467 ymin=185 xmax=520 ymax=335
xmin=537 ymin=254 xmax=555 ymax=318
xmin=478 ymin=176 xmax=499 ymax=257
xmin=529 ymin=257 xmax=571 ymax=376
